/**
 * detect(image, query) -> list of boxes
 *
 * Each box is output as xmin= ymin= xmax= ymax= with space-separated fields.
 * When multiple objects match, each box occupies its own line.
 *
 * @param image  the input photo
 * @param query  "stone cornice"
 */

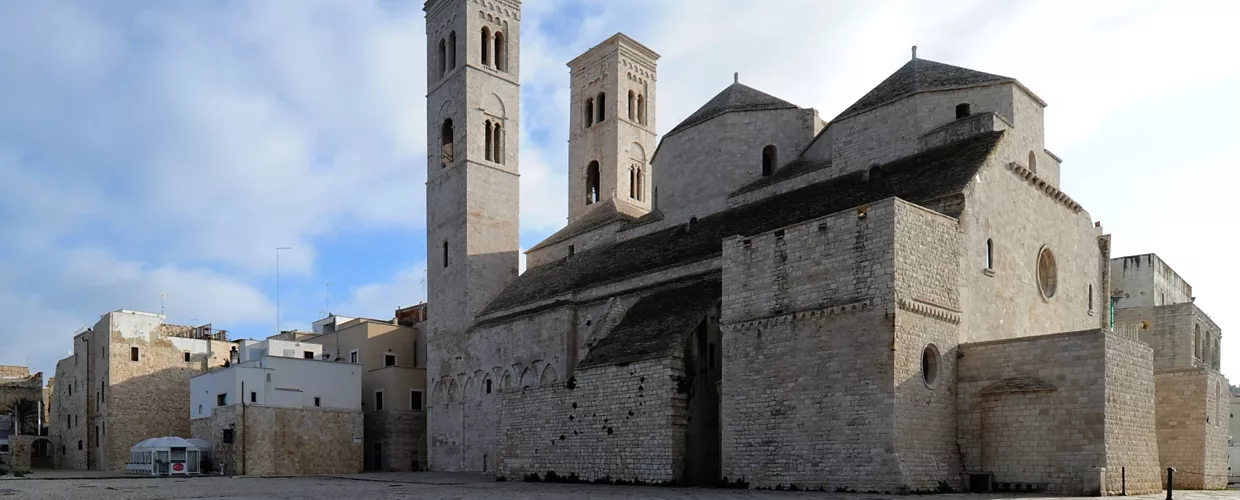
xmin=896 ymin=297 xmax=961 ymax=324
xmin=1007 ymin=161 xmax=1082 ymax=213
xmin=721 ymin=299 xmax=874 ymax=331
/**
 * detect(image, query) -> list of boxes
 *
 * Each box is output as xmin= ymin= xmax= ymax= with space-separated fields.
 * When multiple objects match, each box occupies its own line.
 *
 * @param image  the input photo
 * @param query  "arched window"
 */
xmin=440 ymin=119 xmax=454 ymax=167
xmin=442 ymin=241 xmax=449 ymax=268
xmin=585 ymin=161 xmax=600 ymax=205
xmin=492 ymin=122 xmax=502 ymax=164
xmin=868 ymin=165 xmax=883 ymax=181
xmin=761 ymin=145 xmax=777 ymax=176
xmin=596 ymin=92 xmax=606 ymax=122
xmin=628 ymin=91 xmax=636 ymax=120
xmin=447 ymin=31 xmax=457 ymax=71
xmin=484 ymin=120 xmax=493 ymax=161
xmin=629 ymin=166 xmax=637 ymax=199
xmin=494 ymin=31 xmax=506 ymax=72
xmin=437 ymin=38 xmax=447 ymax=79
xmin=1194 ymin=325 xmax=1202 ymax=360
xmin=637 ymin=166 xmax=645 ymax=201
xmin=637 ymin=94 xmax=646 ymax=124
xmin=480 ymin=27 xmax=491 ymax=66
xmin=985 ymin=238 xmax=994 ymax=270
xmin=955 ymin=103 xmax=971 ymax=119
xmin=1028 ymin=150 xmax=1037 ymax=174
xmin=584 ymin=98 xmax=594 ymax=128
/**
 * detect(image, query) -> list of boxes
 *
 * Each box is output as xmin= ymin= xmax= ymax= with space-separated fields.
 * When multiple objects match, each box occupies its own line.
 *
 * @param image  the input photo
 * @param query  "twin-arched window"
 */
xmin=480 ymin=27 xmax=507 ymax=72
xmin=627 ymin=91 xmax=648 ymax=125
xmin=484 ymin=120 xmax=503 ymax=164
xmin=436 ymin=31 xmax=457 ymax=80
xmin=629 ymin=164 xmax=646 ymax=201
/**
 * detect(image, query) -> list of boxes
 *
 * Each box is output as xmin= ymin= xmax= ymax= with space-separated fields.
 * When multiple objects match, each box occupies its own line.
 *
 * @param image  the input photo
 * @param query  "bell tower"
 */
xmin=567 ymin=33 xmax=659 ymax=221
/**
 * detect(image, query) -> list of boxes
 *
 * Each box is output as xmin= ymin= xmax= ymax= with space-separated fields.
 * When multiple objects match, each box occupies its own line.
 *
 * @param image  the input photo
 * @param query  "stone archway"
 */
xmin=29 ymin=437 xmax=52 ymax=469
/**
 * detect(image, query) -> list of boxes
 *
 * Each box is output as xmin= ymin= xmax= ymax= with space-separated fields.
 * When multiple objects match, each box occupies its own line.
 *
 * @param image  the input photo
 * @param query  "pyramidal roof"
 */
xmin=834 ymin=58 xmax=1016 ymax=120
xmin=666 ymin=82 xmax=799 ymax=137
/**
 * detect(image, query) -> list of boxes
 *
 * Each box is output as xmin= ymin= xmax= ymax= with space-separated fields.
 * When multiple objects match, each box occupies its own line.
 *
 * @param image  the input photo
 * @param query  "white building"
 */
xmin=190 ymin=340 xmax=359 ymax=420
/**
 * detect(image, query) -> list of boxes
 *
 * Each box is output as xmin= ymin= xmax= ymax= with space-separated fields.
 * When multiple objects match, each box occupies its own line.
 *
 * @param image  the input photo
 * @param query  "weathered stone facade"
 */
xmin=49 ymin=310 xmax=234 ymax=471
xmin=423 ymin=3 xmax=1227 ymax=493
xmin=191 ymin=404 xmax=363 ymax=476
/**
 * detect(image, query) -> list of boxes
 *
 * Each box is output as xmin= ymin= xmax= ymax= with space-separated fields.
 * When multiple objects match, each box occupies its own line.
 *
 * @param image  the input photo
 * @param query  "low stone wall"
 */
xmin=191 ymin=405 xmax=363 ymax=476
xmin=364 ymin=410 xmax=427 ymax=471
xmin=1154 ymin=367 xmax=1231 ymax=490
xmin=497 ymin=356 xmax=686 ymax=483
xmin=958 ymin=329 xmax=1161 ymax=495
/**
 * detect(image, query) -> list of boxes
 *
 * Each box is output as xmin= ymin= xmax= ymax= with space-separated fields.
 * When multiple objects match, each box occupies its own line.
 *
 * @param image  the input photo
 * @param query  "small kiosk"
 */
xmin=126 ymin=436 xmax=204 ymax=475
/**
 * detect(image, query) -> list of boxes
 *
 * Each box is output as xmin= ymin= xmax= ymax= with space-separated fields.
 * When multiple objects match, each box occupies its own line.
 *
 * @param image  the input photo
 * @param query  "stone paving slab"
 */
xmin=0 ymin=474 xmax=1234 ymax=500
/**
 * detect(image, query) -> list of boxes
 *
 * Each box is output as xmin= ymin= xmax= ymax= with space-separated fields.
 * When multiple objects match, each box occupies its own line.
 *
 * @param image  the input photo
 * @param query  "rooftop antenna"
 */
xmin=160 ymin=292 xmax=166 ymax=318
xmin=276 ymin=246 xmax=292 ymax=335
xmin=911 ymin=45 xmax=918 ymax=60
xmin=323 ymin=283 xmax=333 ymax=318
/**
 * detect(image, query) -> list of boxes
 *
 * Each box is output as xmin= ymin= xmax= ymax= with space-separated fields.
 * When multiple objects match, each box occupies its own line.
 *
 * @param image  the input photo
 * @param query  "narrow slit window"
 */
xmin=440 ymin=119 xmax=454 ymax=167
xmin=586 ymin=161 xmax=600 ymax=204
xmin=480 ymin=27 xmax=490 ymax=66
xmin=484 ymin=120 xmax=493 ymax=161
xmin=596 ymin=92 xmax=606 ymax=122
xmin=985 ymin=238 xmax=994 ymax=269
xmin=437 ymin=38 xmax=447 ymax=78
xmin=443 ymin=241 xmax=449 ymax=268
xmin=628 ymin=90 xmax=635 ymax=120
xmin=584 ymin=98 xmax=594 ymax=128
xmin=494 ymin=31 xmax=506 ymax=71
xmin=492 ymin=122 xmax=502 ymax=163
xmin=447 ymin=31 xmax=457 ymax=70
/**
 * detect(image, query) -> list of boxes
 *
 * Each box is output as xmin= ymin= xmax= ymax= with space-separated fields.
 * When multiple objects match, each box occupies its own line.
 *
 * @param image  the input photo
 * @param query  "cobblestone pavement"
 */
xmin=0 ymin=475 xmax=1235 ymax=500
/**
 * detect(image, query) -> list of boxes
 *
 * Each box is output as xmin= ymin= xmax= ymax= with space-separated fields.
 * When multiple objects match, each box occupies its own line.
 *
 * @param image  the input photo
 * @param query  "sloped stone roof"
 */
xmin=479 ymin=131 xmax=1004 ymax=316
xmin=835 ymin=58 xmax=1014 ymax=121
xmin=732 ymin=157 xmax=833 ymax=197
xmin=666 ymin=82 xmax=799 ymax=137
xmin=527 ymin=198 xmax=645 ymax=252
xmin=578 ymin=279 xmax=720 ymax=368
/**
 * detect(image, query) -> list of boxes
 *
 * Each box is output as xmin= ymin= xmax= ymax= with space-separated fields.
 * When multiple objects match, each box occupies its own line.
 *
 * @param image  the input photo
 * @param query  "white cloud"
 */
xmin=332 ymin=263 xmax=428 ymax=322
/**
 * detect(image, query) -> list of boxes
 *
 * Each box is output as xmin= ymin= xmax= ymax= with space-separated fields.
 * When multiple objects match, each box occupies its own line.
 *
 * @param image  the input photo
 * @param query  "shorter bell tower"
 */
xmin=566 ymin=33 xmax=659 ymax=222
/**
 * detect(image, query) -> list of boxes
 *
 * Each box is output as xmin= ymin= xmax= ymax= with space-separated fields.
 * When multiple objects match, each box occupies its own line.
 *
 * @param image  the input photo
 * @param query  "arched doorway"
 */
xmin=30 ymin=437 xmax=53 ymax=469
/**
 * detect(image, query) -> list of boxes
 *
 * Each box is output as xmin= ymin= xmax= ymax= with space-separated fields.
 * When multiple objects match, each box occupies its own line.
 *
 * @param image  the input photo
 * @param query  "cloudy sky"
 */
xmin=1 ymin=0 xmax=1236 ymax=382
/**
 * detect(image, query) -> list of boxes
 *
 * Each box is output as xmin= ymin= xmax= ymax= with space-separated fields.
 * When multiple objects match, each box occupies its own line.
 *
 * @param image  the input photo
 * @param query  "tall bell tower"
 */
xmin=567 ymin=33 xmax=659 ymax=222
xmin=423 ymin=0 xmax=521 ymax=470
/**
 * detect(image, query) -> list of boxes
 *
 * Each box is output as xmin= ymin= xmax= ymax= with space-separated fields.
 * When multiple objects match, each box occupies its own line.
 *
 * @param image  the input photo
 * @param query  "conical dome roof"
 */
xmin=666 ymin=82 xmax=798 ymax=136
xmin=834 ymin=58 xmax=1014 ymax=120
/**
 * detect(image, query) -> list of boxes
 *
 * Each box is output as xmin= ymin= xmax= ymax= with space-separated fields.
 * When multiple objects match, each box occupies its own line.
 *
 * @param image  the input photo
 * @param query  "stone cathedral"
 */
xmin=422 ymin=1 xmax=1229 ymax=494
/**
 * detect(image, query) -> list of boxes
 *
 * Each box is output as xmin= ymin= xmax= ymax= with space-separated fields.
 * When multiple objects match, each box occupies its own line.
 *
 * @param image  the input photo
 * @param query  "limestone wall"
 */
xmin=364 ymin=410 xmax=427 ymax=471
xmin=1111 ymin=254 xmax=1193 ymax=309
xmin=1115 ymin=303 xmax=1222 ymax=371
xmin=891 ymin=201 xmax=964 ymax=491
xmin=958 ymin=330 xmax=1160 ymax=495
xmin=1153 ymin=367 xmax=1231 ymax=489
xmin=496 ymin=357 xmax=686 ymax=482
xmin=651 ymin=106 xmax=819 ymax=230
xmin=956 ymin=134 xmax=1105 ymax=344
xmin=720 ymin=199 xmax=902 ymax=491
xmin=192 ymin=404 xmax=363 ymax=475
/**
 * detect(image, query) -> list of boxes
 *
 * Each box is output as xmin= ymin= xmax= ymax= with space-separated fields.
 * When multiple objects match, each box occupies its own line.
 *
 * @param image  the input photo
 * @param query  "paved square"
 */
xmin=0 ymin=475 xmax=1235 ymax=500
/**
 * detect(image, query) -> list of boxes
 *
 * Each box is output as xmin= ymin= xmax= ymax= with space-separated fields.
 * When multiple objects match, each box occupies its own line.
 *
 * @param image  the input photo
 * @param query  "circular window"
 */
xmin=921 ymin=344 xmax=940 ymax=388
xmin=1037 ymin=247 xmax=1057 ymax=298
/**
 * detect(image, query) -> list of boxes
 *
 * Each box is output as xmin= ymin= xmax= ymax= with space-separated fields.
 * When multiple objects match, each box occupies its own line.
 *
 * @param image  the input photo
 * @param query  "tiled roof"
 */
xmin=578 ymin=279 xmax=720 ymax=368
xmin=665 ymin=83 xmax=799 ymax=137
xmin=479 ymin=131 xmax=1004 ymax=316
xmin=835 ymin=58 xmax=1014 ymax=120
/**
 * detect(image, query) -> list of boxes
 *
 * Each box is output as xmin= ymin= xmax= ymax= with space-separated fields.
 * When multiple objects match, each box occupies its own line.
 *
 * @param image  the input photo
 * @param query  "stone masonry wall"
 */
xmin=1153 ymin=367 xmax=1231 ymax=489
xmin=105 ymin=331 xmax=233 ymax=471
xmin=891 ymin=201 xmax=964 ymax=491
xmin=192 ymin=404 xmax=363 ymax=475
xmin=721 ymin=199 xmax=901 ymax=491
xmin=365 ymin=410 xmax=427 ymax=471
xmin=958 ymin=330 xmax=1110 ymax=495
xmin=497 ymin=357 xmax=685 ymax=483
xmin=1102 ymin=331 xmax=1162 ymax=494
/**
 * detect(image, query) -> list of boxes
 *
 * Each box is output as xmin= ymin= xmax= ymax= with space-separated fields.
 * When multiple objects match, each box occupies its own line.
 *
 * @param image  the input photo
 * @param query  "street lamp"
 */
xmin=276 ymin=247 xmax=292 ymax=335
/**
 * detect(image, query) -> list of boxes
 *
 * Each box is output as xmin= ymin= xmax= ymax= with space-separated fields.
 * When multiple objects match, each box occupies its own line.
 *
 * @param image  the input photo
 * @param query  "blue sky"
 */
xmin=1 ymin=0 xmax=1237 ymax=382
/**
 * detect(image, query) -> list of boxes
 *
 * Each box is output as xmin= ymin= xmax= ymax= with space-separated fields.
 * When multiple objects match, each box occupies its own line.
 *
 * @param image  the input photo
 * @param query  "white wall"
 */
xmin=238 ymin=339 xmax=323 ymax=362
xmin=107 ymin=310 xmax=165 ymax=341
xmin=190 ymin=356 xmax=360 ymax=419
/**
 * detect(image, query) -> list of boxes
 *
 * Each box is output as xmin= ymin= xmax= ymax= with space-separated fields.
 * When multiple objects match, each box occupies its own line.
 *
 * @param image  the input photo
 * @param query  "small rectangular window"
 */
xmin=350 ymin=350 xmax=359 ymax=364
xmin=131 ymin=347 xmax=140 ymax=362
xmin=385 ymin=354 xmax=396 ymax=367
xmin=411 ymin=390 xmax=423 ymax=410
xmin=303 ymin=351 xmax=314 ymax=359
xmin=183 ymin=352 xmax=191 ymax=362
xmin=375 ymin=391 xmax=384 ymax=411
xmin=443 ymin=241 xmax=449 ymax=267
xmin=314 ymin=397 xmax=321 ymax=407
xmin=216 ymin=394 xmax=227 ymax=407
xmin=250 ymin=392 xmax=257 ymax=403
xmin=78 ymin=440 xmax=83 ymax=450
xmin=222 ymin=429 xmax=234 ymax=444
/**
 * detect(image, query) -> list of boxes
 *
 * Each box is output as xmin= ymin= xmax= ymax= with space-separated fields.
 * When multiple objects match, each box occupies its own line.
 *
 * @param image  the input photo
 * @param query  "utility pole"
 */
xmin=276 ymin=247 xmax=292 ymax=335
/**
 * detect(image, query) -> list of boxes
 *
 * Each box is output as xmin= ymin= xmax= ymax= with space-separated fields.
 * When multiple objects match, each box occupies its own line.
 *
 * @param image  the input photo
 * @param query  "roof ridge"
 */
xmin=665 ymin=82 xmax=799 ymax=137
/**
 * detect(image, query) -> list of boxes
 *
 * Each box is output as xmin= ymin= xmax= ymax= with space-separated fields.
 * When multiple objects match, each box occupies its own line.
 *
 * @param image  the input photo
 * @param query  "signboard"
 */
xmin=172 ymin=463 xmax=185 ymax=472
